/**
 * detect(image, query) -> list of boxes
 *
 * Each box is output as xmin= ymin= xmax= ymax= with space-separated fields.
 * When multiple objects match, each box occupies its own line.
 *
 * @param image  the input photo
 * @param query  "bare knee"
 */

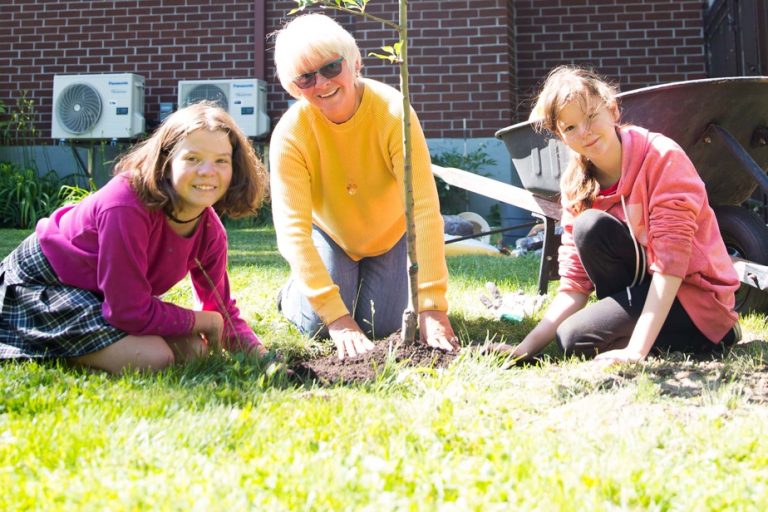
xmin=71 ymin=335 xmax=175 ymax=374
xmin=132 ymin=338 xmax=175 ymax=371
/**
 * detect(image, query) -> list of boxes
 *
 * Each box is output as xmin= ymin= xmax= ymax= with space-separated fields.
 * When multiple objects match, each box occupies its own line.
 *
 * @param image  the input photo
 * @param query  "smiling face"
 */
xmin=294 ymin=55 xmax=362 ymax=124
xmin=169 ymin=129 xmax=233 ymax=220
xmin=556 ymin=96 xmax=621 ymax=162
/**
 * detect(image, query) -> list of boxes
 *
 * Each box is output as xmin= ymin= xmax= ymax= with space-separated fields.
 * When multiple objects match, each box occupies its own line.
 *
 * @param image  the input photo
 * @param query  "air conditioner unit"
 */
xmin=51 ymin=73 xmax=146 ymax=140
xmin=177 ymin=79 xmax=270 ymax=137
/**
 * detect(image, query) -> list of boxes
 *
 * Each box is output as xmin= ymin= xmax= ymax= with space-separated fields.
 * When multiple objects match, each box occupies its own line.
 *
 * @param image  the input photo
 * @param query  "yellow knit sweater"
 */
xmin=269 ymin=78 xmax=448 ymax=324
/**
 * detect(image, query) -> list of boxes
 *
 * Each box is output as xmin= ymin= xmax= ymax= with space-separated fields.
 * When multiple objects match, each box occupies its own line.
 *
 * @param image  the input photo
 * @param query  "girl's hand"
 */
xmin=165 ymin=333 xmax=211 ymax=362
xmin=593 ymin=348 xmax=645 ymax=368
xmin=419 ymin=310 xmax=459 ymax=352
xmin=249 ymin=342 xmax=269 ymax=358
xmin=482 ymin=342 xmax=529 ymax=362
xmin=328 ymin=315 xmax=375 ymax=360
xmin=193 ymin=310 xmax=225 ymax=348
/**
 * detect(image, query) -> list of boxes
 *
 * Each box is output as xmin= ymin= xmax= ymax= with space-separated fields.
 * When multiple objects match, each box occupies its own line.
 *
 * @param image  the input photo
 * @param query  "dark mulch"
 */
xmin=291 ymin=332 xmax=460 ymax=385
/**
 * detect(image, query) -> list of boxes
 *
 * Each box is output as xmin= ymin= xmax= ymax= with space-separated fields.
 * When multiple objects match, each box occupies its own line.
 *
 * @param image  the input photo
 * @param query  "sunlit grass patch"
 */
xmin=2 ymin=225 xmax=768 ymax=510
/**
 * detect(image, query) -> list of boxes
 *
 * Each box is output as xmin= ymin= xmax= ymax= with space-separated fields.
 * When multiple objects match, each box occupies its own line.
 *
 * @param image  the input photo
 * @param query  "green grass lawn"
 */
xmin=2 ymin=226 xmax=768 ymax=511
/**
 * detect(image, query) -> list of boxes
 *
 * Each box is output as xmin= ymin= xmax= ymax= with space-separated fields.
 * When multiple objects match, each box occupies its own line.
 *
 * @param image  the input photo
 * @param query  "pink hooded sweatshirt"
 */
xmin=557 ymin=125 xmax=739 ymax=343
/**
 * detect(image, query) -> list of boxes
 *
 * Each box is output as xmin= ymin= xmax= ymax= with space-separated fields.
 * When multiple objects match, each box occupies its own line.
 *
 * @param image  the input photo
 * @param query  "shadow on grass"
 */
xmin=446 ymin=253 xmax=542 ymax=289
xmin=0 ymin=225 xmax=287 ymax=270
xmin=450 ymin=313 xmax=534 ymax=348
xmin=569 ymin=339 xmax=768 ymax=404
xmin=1 ymin=349 xmax=303 ymax=413
xmin=729 ymin=338 xmax=768 ymax=358
xmin=226 ymin=226 xmax=288 ymax=270
xmin=0 ymin=229 xmax=35 ymax=258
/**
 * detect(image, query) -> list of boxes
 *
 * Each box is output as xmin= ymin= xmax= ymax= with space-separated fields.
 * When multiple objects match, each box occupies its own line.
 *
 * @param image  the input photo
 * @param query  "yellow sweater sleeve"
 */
xmin=269 ymin=79 xmax=448 ymax=324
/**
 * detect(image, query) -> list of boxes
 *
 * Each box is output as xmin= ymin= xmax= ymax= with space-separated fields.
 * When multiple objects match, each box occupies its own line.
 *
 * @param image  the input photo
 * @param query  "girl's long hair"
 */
xmin=530 ymin=65 xmax=619 ymax=214
xmin=114 ymin=101 xmax=268 ymax=219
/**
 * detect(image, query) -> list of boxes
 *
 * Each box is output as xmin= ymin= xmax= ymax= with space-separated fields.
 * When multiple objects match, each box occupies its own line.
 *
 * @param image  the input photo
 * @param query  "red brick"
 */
xmin=5 ymin=0 xmax=709 ymax=140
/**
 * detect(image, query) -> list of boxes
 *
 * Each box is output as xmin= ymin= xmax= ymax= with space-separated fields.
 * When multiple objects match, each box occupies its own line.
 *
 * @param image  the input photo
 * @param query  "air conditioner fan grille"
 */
xmin=184 ymin=84 xmax=229 ymax=110
xmin=56 ymin=83 xmax=103 ymax=134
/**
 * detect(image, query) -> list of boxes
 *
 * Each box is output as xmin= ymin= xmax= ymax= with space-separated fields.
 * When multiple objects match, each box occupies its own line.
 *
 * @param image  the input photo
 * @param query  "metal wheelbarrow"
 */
xmin=495 ymin=76 xmax=768 ymax=314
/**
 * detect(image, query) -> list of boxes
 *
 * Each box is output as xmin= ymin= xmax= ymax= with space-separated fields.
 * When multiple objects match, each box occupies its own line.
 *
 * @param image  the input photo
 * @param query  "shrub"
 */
xmin=0 ymin=162 xmax=87 ymax=229
xmin=431 ymin=145 xmax=496 ymax=214
xmin=1 ymin=91 xmax=37 ymax=146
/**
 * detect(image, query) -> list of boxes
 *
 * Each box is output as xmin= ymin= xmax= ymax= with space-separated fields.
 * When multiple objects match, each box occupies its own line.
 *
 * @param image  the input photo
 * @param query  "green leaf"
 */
xmin=368 ymin=51 xmax=398 ymax=64
xmin=368 ymin=40 xmax=403 ymax=64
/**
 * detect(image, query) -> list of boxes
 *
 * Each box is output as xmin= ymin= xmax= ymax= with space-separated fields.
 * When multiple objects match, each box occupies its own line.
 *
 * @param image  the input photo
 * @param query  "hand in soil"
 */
xmin=481 ymin=343 xmax=538 ymax=368
xmin=592 ymin=347 xmax=645 ymax=369
xmin=419 ymin=310 xmax=459 ymax=352
xmin=293 ymin=332 xmax=460 ymax=385
xmin=328 ymin=314 xmax=375 ymax=360
xmin=249 ymin=342 xmax=269 ymax=358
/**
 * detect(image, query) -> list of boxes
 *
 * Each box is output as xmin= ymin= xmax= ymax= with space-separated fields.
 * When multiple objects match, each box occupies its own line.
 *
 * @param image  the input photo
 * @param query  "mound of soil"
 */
xmin=292 ymin=332 xmax=459 ymax=385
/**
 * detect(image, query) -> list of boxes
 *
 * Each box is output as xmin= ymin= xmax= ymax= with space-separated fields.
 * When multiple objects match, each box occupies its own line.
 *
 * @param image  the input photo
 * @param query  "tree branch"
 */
xmin=294 ymin=1 xmax=399 ymax=30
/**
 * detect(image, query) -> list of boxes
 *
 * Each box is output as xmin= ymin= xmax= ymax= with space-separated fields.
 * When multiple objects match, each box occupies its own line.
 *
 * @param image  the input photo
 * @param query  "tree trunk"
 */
xmin=398 ymin=0 xmax=418 ymax=344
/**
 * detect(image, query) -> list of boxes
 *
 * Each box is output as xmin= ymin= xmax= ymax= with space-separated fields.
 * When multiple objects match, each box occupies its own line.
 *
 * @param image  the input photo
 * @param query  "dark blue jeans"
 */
xmin=556 ymin=209 xmax=734 ymax=357
xmin=279 ymin=227 xmax=408 ymax=340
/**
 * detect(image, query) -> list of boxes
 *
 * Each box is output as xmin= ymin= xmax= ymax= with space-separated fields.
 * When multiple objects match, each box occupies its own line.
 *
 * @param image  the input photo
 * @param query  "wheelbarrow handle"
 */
xmin=707 ymin=124 xmax=768 ymax=196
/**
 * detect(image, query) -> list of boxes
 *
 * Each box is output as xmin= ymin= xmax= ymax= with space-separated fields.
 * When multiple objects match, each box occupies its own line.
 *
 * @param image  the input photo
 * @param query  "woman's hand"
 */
xmin=193 ymin=310 xmax=225 ymax=349
xmin=328 ymin=314 xmax=375 ymax=360
xmin=419 ymin=310 xmax=459 ymax=352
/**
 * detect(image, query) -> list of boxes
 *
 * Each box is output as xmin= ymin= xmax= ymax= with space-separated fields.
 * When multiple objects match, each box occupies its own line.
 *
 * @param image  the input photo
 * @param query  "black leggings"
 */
xmin=556 ymin=210 xmax=735 ymax=357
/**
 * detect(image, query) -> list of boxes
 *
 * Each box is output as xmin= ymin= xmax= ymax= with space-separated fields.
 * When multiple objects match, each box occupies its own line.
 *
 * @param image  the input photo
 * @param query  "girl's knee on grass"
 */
xmin=0 ymin=103 xmax=268 ymax=369
xmin=70 ymin=335 xmax=175 ymax=374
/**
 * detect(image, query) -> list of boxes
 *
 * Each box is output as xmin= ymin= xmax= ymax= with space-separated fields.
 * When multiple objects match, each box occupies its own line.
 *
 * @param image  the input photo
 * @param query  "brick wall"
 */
xmin=514 ymin=0 xmax=707 ymax=119
xmin=1 ymin=0 xmax=707 ymax=144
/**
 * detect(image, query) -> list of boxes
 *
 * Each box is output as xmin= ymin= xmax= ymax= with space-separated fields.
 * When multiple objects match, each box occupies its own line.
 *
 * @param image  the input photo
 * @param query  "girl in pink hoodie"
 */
xmin=500 ymin=65 xmax=740 ymax=365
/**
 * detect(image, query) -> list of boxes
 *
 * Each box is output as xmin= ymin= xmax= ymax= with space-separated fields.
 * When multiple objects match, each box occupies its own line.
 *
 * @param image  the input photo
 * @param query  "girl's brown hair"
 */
xmin=114 ymin=102 xmax=268 ymax=219
xmin=530 ymin=65 xmax=620 ymax=214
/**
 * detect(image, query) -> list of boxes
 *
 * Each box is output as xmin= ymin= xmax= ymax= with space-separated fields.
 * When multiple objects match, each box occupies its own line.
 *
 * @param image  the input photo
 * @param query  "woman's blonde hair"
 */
xmin=530 ymin=65 xmax=620 ymax=214
xmin=273 ymin=13 xmax=362 ymax=99
xmin=115 ymin=102 xmax=268 ymax=219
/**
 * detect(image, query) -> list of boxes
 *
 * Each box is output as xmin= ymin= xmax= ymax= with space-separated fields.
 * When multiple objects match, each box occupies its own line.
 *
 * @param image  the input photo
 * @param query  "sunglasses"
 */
xmin=293 ymin=57 xmax=345 ymax=89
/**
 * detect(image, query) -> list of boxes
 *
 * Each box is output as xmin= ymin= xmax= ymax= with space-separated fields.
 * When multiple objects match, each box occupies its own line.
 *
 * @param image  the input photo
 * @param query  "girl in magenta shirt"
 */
xmin=0 ymin=103 xmax=268 ymax=373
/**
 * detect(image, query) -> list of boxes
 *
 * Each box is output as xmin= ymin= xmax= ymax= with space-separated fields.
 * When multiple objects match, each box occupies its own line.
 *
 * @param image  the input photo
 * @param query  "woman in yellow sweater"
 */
xmin=270 ymin=13 xmax=458 ymax=360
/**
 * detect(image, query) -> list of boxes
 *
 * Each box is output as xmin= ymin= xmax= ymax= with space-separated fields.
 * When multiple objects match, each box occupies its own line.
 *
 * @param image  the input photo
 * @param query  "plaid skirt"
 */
xmin=0 ymin=234 xmax=126 ymax=359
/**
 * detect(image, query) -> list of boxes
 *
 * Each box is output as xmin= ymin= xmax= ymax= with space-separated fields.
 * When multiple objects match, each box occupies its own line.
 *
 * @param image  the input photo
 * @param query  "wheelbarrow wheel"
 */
xmin=714 ymin=205 xmax=768 ymax=314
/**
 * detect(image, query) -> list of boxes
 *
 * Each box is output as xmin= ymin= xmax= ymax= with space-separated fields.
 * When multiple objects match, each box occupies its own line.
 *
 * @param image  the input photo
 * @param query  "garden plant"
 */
xmin=0 ymin=161 xmax=90 ymax=229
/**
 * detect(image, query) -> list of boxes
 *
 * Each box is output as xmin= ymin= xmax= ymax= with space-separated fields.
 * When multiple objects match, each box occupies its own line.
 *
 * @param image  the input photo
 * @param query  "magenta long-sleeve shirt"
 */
xmin=35 ymin=175 xmax=260 ymax=350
